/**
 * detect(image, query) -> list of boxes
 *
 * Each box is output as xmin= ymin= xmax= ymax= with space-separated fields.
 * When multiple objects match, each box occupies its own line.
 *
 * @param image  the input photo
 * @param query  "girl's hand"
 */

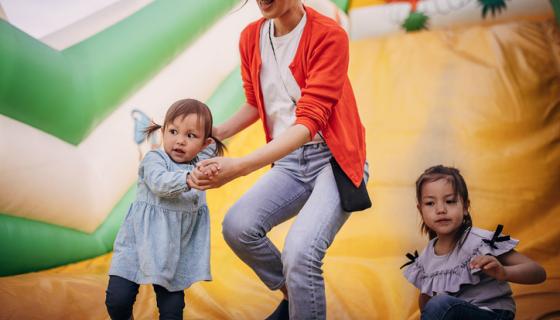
xmin=190 ymin=157 xmax=244 ymax=190
xmin=187 ymin=164 xmax=219 ymax=190
xmin=198 ymin=162 xmax=220 ymax=178
xmin=187 ymin=167 xmax=207 ymax=190
xmin=470 ymin=255 xmax=507 ymax=281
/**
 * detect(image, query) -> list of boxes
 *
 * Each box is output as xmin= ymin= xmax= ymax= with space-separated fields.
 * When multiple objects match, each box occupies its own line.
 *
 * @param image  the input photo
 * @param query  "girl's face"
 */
xmin=418 ymin=178 xmax=467 ymax=239
xmin=256 ymin=0 xmax=301 ymax=20
xmin=162 ymin=114 xmax=211 ymax=163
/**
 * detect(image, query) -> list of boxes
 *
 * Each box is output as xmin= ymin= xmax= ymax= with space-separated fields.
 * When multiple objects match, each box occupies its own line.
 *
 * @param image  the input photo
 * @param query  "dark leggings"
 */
xmin=105 ymin=275 xmax=185 ymax=320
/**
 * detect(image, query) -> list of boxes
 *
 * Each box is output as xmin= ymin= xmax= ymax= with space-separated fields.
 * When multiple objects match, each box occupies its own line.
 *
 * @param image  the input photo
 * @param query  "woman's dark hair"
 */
xmin=415 ymin=165 xmax=472 ymax=240
xmin=145 ymin=98 xmax=226 ymax=157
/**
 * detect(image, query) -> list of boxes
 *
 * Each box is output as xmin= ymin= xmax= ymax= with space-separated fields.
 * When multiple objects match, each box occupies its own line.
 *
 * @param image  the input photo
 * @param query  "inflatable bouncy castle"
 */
xmin=0 ymin=0 xmax=559 ymax=318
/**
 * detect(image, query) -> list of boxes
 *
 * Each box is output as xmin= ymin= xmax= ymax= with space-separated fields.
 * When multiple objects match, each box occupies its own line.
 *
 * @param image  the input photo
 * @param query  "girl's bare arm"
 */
xmin=471 ymin=250 xmax=547 ymax=284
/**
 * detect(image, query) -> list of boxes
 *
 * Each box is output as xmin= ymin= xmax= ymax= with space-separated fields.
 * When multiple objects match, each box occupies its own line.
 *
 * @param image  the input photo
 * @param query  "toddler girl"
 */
xmin=105 ymin=98 xmax=225 ymax=320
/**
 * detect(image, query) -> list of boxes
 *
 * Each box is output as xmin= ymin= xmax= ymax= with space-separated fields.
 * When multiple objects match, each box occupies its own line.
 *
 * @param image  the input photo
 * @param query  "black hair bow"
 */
xmin=482 ymin=224 xmax=510 ymax=249
xmin=400 ymin=250 xmax=419 ymax=269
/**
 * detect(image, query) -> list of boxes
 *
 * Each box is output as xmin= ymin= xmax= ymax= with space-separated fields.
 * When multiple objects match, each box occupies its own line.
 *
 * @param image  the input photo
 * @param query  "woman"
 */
xmin=190 ymin=1 xmax=368 ymax=319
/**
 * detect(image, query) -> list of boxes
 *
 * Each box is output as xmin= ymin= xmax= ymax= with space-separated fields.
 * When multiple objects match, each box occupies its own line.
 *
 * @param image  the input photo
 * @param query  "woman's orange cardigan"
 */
xmin=239 ymin=6 xmax=367 ymax=187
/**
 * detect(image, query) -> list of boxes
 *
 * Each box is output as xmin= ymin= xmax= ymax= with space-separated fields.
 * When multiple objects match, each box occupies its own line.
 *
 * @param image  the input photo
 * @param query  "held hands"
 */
xmin=470 ymin=255 xmax=508 ymax=281
xmin=188 ymin=157 xmax=244 ymax=190
xmin=187 ymin=163 xmax=219 ymax=190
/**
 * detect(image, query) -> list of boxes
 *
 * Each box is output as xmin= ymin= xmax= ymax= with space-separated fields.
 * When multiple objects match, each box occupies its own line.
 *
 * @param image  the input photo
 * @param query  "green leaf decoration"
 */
xmin=401 ymin=11 xmax=429 ymax=32
xmin=478 ymin=0 xmax=509 ymax=18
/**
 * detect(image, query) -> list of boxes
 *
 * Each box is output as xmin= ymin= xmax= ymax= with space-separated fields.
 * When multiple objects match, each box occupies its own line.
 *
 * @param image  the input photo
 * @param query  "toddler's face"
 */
xmin=162 ymin=114 xmax=210 ymax=163
xmin=418 ymin=178 xmax=467 ymax=239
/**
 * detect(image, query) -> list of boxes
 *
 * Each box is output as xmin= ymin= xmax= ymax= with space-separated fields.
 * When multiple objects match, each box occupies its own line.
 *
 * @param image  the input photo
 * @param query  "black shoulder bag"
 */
xmin=329 ymin=157 xmax=372 ymax=212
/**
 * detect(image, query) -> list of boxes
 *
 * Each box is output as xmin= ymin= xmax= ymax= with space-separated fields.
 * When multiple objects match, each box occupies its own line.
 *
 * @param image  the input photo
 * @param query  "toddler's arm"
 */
xmin=470 ymin=250 xmax=546 ymax=284
xmin=141 ymin=151 xmax=192 ymax=198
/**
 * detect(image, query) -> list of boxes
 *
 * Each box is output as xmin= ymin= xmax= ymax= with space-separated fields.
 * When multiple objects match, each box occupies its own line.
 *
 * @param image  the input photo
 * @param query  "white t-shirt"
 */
xmin=260 ymin=14 xmax=322 ymax=142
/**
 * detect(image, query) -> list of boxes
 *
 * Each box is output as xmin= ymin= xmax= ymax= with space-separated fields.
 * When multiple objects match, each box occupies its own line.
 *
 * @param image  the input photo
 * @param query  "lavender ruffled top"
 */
xmin=403 ymin=226 xmax=519 ymax=312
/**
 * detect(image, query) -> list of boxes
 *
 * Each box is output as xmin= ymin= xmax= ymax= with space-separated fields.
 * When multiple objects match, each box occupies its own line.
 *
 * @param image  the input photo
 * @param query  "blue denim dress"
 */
xmin=109 ymin=148 xmax=212 ymax=292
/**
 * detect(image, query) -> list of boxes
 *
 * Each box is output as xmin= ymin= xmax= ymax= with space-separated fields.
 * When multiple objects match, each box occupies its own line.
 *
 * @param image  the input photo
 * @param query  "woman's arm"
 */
xmin=470 ymin=250 xmax=547 ymax=284
xmin=238 ymin=124 xmax=310 ymax=173
xmin=189 ymin=124 xmax=311 ymax=189
xmin=213 ymin=102 xmax=259 ymax=141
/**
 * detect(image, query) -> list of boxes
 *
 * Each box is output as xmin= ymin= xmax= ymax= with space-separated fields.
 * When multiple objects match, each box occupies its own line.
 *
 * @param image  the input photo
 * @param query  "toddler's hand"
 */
xmin=470 ymin=255 xmax=507 ymax=281
xmin=192 ymin=157 xmax=240 ymax=189
xmin=188 ymin=166 xmax=212 ymax=190
xmin=187 ymin=171 xmax=197 ymax=189
xmin=199 ymin=162 xmax=220 ymax=178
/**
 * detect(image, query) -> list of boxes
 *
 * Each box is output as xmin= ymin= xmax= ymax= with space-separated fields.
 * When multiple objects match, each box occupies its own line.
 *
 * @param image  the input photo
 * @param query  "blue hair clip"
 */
xmin=131 ymin=109 xmax=152 ymax=145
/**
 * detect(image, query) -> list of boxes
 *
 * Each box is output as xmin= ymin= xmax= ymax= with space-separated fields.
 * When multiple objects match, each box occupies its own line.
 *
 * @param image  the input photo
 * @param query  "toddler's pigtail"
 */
xmin=210 ymin=134 xmax=227 ymax=157
xmin=144 ymin=121 xmax=162 ymax=140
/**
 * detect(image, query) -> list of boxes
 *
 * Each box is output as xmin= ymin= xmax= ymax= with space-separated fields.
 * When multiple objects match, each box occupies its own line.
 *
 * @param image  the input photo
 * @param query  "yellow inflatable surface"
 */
xmin=1 ymin=18 xmax=559 ymax=320
xmin=349 ymin=0 xmax=387 ymax=10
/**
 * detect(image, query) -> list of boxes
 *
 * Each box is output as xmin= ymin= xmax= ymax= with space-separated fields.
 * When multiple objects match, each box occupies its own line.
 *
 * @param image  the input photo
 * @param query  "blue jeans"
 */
xmin=105 ymin=275 xmax=185 ymax=320
xmin=222 ymin=143 xmax=368 ymax=320
xmin=421 ymin=295 xmax=515 ymax=320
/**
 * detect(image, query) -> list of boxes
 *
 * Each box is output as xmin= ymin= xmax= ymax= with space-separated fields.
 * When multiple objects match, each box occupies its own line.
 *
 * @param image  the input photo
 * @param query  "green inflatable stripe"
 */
xmin=0 ymin=66 xmax=245 ymax=276
xmin=0 ymin=186 xmax=135 ymax=276
xmin=0 ymin=0 xmax=239 ymax=145
xmin=331 ymin=0 xmax=349 ymax=12
xmin=206 ymin=66 xmax=245 ymax=125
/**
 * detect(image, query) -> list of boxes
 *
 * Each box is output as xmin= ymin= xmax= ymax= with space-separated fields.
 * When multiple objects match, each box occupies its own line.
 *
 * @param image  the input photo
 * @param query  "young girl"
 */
xmin=105 ymin=99 xmax=225 ymax=320
xmin=402 ymin=165 xmax=546 ymax=320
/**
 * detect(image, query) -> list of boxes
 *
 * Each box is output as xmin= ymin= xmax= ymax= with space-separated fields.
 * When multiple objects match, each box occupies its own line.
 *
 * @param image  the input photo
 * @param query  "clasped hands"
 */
xmin=187 ymin=157 xmax=242 ymax=190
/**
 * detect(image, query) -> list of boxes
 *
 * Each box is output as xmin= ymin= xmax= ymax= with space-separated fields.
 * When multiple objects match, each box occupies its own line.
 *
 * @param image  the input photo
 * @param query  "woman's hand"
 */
xmin=470 ymin=255 xmax=507 ymax=281
xmin=189 ymin=157 xmax=245 ymax=190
